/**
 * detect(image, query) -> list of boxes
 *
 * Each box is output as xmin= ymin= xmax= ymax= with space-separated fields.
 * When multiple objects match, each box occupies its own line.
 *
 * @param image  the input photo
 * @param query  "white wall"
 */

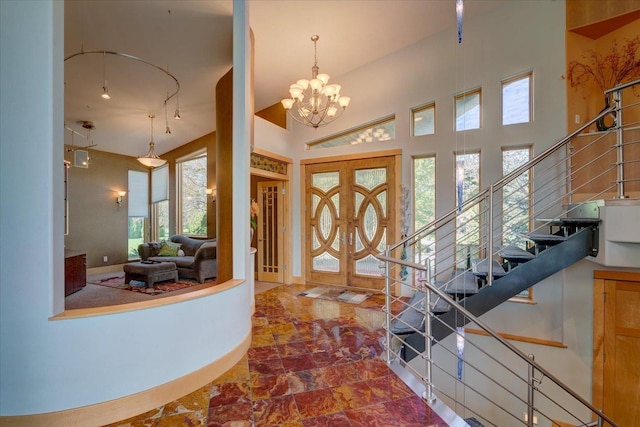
xmin=0 ymin=1 xmax=252 ymax=416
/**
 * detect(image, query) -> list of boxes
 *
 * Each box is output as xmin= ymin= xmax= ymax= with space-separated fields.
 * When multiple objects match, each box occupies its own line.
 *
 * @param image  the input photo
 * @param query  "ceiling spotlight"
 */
xmin=101 ymin=51 xmax=111 ymax=100
xmin=164 ymin=98 xmax=171 ymax=134
xmin=174 ymin=92 xmax=181 ymax=120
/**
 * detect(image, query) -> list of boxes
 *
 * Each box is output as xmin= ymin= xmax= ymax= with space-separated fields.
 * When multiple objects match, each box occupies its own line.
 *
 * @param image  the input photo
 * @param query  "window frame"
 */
xmin=176 ymin=149 xmax=208 ymax=237
xmin=411 ymin=102 xmax=436 ymax=136
xmin=501 ymin=71 xmax=533 ymax=126
xmin=454 ymin=88 xmax=482 ymax=131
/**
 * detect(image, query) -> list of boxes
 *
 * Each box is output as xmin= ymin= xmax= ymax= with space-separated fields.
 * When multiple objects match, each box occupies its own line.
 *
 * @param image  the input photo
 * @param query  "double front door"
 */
xmin=305 ymin=156 xmax=395 ymax=290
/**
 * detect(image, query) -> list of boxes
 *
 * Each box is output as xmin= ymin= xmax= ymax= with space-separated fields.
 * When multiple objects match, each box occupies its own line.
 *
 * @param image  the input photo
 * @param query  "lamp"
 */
xmin=101 ymin=51 xmax=110 ymax=100
xmin=116 ymin=191 xmax=127 ymax=206
xmin=281 ymin=35 xmax=350 ymax=128
xmin=206 ymin=188 xmax=216 ymax=202
xmin=138 ymin=115 xmax=167 ymax=168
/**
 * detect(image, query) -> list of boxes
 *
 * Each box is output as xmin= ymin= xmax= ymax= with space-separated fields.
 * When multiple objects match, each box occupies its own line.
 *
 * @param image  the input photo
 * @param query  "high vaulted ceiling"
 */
xmin=63 ymin=0 xmax=501 ymax=158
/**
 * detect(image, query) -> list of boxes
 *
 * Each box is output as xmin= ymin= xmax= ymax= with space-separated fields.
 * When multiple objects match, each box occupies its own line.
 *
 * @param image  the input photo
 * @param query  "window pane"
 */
xmin=503 ymin=74 xmax=531 ymax=125
xmin=128 ymin=217 xmax=146 ymax=259
xmin=179 ymin=155 xmax=207 ymax=236
xmin=413 ymin=156 xmax=436 ymax=230
xmin=413 ymin=103 xmax=435 ymax=136
xmin=502 ymin=147 xmax=531 ymax=247
xmin=455 ymin=152 xmax=480 ymax=269
xmin=455 ymin=90 xmax=481 ymax=131
xmin=152 ymin=200 xmax=169 ymax=242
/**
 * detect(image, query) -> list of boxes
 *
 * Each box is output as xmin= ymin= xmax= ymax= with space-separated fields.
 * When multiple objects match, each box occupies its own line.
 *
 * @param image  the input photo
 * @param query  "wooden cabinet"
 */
xmin=65 ymin=250 xmax=86 ymax=296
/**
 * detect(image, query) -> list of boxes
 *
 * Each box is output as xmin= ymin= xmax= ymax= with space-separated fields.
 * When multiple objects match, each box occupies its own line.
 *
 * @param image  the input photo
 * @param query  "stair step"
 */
xmin=390 ymin=289 xmax=452 ymax=335
xmin=525 ymin=230 xmax=566 ymax=246
xmin=471 ymin=259 xmax=507 ymax=278
xmin=445 ymin=270 xmax=480 ymax=295
xmin=498 ymin=245 xmax=535 ymax=263
xmin=536 ymin=217 xmax=601 ymax=227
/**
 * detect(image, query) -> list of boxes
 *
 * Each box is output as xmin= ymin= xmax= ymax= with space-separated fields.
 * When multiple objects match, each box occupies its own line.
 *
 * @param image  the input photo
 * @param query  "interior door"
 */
xmin=305 ymin=156 xmax=395 ymax=290
xmin=257 ymin=181 xmax=284 ymax=283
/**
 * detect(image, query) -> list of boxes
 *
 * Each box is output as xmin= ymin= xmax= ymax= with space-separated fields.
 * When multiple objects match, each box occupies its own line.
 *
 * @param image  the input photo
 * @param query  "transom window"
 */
xmin=502 ymin=72 xmax=532 ymax=125
xmin=307 ymin=115 xmax=395 ymax=150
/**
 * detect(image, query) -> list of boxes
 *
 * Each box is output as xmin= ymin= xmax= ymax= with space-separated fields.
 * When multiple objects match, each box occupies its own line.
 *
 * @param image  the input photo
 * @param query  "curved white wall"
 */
xmin=0 ymin=1 xmax=252 ymax=415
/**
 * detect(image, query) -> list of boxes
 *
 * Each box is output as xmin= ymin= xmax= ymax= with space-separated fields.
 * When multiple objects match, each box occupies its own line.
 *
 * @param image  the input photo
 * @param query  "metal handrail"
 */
xmin=378 ymin=254 xmax=618 ymax=427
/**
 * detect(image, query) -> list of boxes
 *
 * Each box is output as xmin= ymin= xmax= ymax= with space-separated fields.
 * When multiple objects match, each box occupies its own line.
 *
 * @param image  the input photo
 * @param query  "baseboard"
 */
xmin=0 ymin=330 xmax=252 ymax=427
xmin=86 ymin=263 xmax=128 ymax=275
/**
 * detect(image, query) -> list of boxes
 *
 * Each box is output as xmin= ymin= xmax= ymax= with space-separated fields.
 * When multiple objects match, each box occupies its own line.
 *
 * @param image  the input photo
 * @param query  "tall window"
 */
xmin=413 ymin=156 xmax=436 ymax=278
xmin=412 ymin=102 xmax=435 ymax=136
xmin=502 ymin=146 xmax=532 ymax=247
xmin=455 ymin=151 xmax=481 ymax=269
xmin=177 ymin=151 xmax=207 ymax=236
xmin=455 ymin=88 xmax=481 ymax=131
xmin=128 ymin=170 xmax=149 ymax=259
xmin=502 ymin=72 xmax=532 ymax=125
xmin=151 ymin=165 xmax=169 ymax=242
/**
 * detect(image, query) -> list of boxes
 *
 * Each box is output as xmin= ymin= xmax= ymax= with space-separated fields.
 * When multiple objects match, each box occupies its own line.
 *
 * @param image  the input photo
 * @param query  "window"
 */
xmin=455 ymin=89 xmax=481 ymax=131
xmin=412 ymin=102 xmax=435 ymax=136
xmin=128 ymin=170 xmax=149 ymax=259
xmin=177 ymin=151 xmax=207 ymax=236
xmin=151 ymin=165 xmax=169 ymax=242
xmin=502 ymin=72 xmax=532 ymax=125
xmin=502 ymin=146 xmax=532 ymax=248
xmin=307 ymin=115 xmax=395 ymax=149
xmin=455 ymin=151 xmax=481 ymax=269
xmin=413 ymin=155 xmax=436 ymax=279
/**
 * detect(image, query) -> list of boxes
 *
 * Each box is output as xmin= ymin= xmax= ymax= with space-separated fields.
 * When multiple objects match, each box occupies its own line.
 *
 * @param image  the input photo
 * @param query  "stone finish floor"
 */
xmin=105 ymin=284 xmax=448 ymax=427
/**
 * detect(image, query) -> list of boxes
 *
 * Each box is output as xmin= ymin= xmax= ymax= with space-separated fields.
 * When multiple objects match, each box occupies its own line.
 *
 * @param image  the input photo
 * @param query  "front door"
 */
xmin=305 ymin=156 xmax=395 ymax=290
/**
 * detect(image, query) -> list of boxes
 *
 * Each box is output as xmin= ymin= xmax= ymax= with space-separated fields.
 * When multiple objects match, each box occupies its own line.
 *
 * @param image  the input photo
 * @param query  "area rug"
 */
xmin=88 ymin=273 xmax=206 ymax=296
xmin=298 ymin=286 xmax=372 ymax=305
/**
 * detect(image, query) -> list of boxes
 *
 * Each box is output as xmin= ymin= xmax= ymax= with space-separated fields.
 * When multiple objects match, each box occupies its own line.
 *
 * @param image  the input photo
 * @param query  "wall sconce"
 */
xmin=206 ymin=188 xmax=216 ymax=203
xmin=116 ymin=191 xmax=127 ymax=207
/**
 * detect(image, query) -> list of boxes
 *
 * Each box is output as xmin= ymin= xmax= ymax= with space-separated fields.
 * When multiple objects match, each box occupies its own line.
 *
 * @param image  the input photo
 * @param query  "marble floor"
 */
xmin=105 ymin=284 xmax=448 ymax=427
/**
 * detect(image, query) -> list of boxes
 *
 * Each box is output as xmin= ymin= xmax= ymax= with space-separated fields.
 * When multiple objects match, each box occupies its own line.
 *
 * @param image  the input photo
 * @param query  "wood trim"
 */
xmin=300 ymin=149 xmax=402 ymax=165
xmin=592 ymin=278 xmax=605 ymax=413
xmin=51 ymin=279 xmax=244 ymax=320
xmin=465 ymin=328 xmax=568 ymax=348
xmin=252 ymin=147 xmax=292 ymax=164
xmin=0 ymin=330 xmax=252 ymax=427
xmin=250 ymin=167 xmax=287 ymax=181
xmin=593 ymin=270 xmax=640 ymax=281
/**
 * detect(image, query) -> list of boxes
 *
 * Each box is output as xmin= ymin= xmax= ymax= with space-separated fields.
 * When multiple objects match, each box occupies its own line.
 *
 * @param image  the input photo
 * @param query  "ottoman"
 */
xmin=123 ymin=261 xmax=178 ymax=288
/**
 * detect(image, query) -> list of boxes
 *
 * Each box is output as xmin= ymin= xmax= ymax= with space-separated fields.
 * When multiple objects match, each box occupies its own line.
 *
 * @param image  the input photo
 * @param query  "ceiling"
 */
xmin=63 ymin=0 xmax=502 ymax=158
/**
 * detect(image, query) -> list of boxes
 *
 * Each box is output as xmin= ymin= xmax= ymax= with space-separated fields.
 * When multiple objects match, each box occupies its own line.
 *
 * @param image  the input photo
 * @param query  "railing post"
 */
xmin=487 ymin=187 xmax=494 ymax=286
xmin=527 ymin=354 xmax=535 ymax=427
xmin=613 ymin=87 xmax=625 ymax=199
xmin=384 ymin=246 xmax=392 ymax=365
xmin=423 ymin=284 xmax=436 ymax=403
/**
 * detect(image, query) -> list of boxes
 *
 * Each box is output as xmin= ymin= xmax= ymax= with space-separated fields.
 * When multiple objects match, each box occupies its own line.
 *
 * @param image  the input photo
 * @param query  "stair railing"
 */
xmin=379 ymin=79 xmax=639 ymax=426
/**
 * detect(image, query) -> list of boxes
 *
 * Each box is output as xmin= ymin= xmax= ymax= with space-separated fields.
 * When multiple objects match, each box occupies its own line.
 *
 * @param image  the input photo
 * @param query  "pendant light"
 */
xmin=138 ymin=115 xmax=166 ymax=168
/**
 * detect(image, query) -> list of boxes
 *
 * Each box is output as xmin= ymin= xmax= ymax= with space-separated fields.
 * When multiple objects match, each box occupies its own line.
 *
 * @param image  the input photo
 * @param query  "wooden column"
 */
xmin=216 ymin=68 xmax=233 ymax=283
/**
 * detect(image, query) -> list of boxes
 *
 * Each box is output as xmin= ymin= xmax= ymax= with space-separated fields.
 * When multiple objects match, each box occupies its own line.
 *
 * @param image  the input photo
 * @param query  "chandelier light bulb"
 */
xmin=281 ymin=35 xmax=349 ymax=128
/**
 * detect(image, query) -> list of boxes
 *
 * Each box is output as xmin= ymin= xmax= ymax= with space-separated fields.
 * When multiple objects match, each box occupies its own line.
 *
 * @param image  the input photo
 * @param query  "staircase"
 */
xmin=377 ymin=80 xmax=639 ymax=426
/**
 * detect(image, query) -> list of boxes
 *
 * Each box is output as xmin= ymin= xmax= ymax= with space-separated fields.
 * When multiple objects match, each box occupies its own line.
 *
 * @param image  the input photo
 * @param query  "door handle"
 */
xmin=349 ymin=232 xmax=353 ymax=246
xmin=341 ymin=232 xmax=346 ymax=245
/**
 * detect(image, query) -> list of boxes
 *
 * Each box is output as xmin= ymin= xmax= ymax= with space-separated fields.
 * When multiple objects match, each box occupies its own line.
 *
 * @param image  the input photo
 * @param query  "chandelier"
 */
xmin=138 ymin=115 xmax=167 ymax=168
xmin=281 ymin=35 xmax=350 ymax=128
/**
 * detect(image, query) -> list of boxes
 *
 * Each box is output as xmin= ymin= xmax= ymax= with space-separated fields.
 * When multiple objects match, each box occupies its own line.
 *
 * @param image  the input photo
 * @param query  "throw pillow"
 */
xmin=177 ymin=249 xmax=185 ymax=257
xmin=158 ymin=240 xmax=182 ymax=257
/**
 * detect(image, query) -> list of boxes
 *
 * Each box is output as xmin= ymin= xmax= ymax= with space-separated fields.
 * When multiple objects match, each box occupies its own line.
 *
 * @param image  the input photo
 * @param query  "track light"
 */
xmin=174 ymin=92 xmax=181 ymax=120
xmin=101 ymin=51 xmax=111 ymax=100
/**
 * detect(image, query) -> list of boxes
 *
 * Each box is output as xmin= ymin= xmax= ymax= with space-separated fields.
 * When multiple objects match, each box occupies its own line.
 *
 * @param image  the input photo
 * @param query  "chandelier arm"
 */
xmin=65 ymin=49 xmax=180 ymax=103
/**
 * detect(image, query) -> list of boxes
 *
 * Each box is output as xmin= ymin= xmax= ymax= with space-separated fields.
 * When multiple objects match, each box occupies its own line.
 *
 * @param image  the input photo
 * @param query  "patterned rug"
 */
xmin=298 ymin=286 xmax=372 ymax=305
xmin=88 ymin=273 xmax=207 ymax=296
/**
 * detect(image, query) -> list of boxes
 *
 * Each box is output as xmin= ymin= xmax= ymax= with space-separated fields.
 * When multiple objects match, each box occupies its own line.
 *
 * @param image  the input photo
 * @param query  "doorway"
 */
xmin=304 ymin=155 xmax=396 ymax=290
xmin=256 ymin=181 xmax=284 ymax=283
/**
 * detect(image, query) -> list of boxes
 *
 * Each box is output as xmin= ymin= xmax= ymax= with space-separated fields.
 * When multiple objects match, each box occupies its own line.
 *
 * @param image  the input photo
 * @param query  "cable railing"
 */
xmin=378 ymin=79 xmax=639 ymax=427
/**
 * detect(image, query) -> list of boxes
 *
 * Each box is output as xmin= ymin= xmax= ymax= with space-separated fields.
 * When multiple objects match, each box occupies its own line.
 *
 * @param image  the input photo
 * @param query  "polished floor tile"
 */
xmin=105 ymin=283 xmax=448 ymax=427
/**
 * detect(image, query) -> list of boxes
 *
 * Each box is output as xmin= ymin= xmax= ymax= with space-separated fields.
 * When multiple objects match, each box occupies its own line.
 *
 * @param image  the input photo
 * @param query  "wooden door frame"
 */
xmin=300 ymin=149 xmax=402 ymax=287
xmin=250 ymin=148 xmax=292 ymax=284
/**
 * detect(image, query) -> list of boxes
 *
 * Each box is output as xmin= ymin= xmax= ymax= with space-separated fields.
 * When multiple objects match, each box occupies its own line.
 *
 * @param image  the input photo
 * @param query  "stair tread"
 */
xmin=471 ymin=259 xmax=507 ymax=278
xmin=535 ymin=217 xmax=601 ymax=226
xmin=498 ymin=245 xmax=535 ymax=262
xmin=526 ymin=230 xmax=566 ymax=245
xmin=445 ymin=270 xmax=480 ymax=293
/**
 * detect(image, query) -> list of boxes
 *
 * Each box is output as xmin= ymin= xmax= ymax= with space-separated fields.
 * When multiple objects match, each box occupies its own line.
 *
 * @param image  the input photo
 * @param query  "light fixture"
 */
xmin=101 ymin=50 xmax=111 ymax=100
xmin=456 ymin=0 xmax=464 ymax=44
xmin=164 ymin=96 xmax=171 ymax=134
xmin=174 ymin=92 xmax=181 ymax=120
xmin=206 ymin=188 xmax=216 ymax=203
xmin=138 ymin=115 xmax=167 ymax=168
xmin=281 ymin=35 xmax=350 ymax=128
xmin=116 ymin=191 xmax=127 ymax=206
